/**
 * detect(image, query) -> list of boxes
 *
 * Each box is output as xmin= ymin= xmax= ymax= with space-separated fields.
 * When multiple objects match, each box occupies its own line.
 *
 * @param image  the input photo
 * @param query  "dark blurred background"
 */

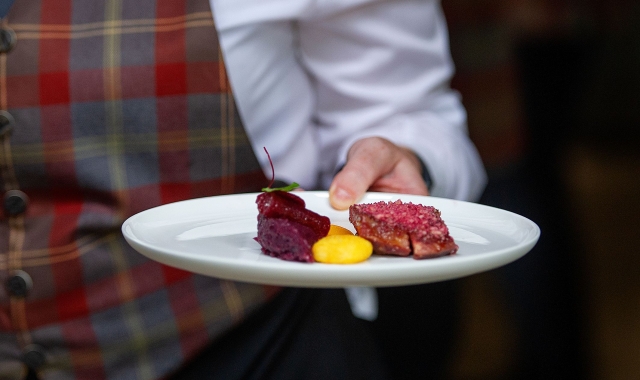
xmin=440 ymin=1 xmax=640 ymax=379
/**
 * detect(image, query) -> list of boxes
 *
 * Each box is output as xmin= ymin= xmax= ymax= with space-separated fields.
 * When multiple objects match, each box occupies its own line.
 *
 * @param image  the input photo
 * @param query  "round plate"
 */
xmin=122 ymin=191 xmax=540 ymax=288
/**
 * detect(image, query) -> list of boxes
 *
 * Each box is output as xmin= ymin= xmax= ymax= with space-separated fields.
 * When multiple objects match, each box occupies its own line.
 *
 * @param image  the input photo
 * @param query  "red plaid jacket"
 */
xmin=0 ymin=0 xmax=274 ymax=378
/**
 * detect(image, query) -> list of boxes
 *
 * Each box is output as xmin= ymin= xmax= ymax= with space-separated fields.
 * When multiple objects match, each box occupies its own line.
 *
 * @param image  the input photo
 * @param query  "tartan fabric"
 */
xmin=0 ymin=0 xmax=274 ymax=378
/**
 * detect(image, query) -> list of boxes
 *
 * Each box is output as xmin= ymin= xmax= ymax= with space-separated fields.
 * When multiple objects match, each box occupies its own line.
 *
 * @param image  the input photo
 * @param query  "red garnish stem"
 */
xmin=264 ymin=146 xmax=275 ymax=189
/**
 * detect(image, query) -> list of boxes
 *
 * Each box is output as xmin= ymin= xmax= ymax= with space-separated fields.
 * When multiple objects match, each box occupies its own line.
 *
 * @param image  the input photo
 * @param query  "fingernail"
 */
xmin=331 ymin=187 xmax=353 ymax=210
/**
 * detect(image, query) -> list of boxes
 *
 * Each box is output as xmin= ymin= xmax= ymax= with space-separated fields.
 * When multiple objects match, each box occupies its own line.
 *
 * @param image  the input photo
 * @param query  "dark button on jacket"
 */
xmin=3 ymin=190 xmax=28 ymax=216
xmin=0 ymin=111 xmax=13 ymax=136
xmin=6 ymin=270 xmax=33 ymax=297
xmin=22 ymin=344 xmax=46 ymax=370
xmin=0 ymin=27 xmax=16 ymax=53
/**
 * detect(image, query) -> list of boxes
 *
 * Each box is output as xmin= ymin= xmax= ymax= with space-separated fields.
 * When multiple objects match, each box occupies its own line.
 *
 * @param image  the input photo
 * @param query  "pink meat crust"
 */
xmin=349 ymin=200 xmax=458 ymax=259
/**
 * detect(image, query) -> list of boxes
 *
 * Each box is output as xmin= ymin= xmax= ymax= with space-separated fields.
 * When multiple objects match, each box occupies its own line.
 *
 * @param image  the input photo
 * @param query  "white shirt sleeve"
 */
xmin=211 ymin=0 xmax=487 ymax=201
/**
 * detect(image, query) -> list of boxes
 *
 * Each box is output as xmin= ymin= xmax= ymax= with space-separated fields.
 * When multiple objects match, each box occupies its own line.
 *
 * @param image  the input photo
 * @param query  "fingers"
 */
xmin=368 ymin=151 xmax=429 ymax=195
xmin=329 ymin=137 xmax=428 ymax=210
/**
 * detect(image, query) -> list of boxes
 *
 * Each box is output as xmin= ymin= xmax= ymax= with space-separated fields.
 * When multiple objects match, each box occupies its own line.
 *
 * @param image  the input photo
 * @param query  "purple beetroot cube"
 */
xmin=256 ymin=191 xmax=330 ymax=239
xmin=254 ymin=215 xmax=319 ymax=262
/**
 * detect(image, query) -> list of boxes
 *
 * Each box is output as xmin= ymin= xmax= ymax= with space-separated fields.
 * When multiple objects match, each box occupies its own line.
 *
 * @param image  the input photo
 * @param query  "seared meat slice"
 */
xmin=349 ymin=200 xmax=458 ymax=259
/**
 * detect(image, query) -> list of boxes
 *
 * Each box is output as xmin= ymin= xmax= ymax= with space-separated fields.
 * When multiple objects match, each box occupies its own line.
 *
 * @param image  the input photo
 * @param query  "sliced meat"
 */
xmin=349 ymin=200 xmax=458 ymax=259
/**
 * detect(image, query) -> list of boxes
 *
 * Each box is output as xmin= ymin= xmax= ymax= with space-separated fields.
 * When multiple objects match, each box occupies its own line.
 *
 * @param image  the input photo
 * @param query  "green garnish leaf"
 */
xmin=261 ymin=147 xmax=299 ymax=192
xmin=262 ymin=182 xmax=299 ymax=192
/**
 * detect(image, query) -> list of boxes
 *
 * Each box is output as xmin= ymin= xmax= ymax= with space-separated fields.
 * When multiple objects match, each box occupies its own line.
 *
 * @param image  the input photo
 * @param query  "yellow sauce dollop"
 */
xmin=313 ymin=235 xmax=373 ymax=264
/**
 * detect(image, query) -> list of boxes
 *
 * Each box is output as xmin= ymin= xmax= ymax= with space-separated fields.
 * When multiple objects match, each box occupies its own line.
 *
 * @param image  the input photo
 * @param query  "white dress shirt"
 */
xmin=210 ymin=0 xmax=487 ymax=202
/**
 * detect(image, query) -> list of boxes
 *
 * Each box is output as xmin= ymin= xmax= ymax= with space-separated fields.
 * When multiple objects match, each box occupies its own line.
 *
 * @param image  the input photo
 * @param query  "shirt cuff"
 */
xmin=416 ymin=154 xmax=434 ymax=191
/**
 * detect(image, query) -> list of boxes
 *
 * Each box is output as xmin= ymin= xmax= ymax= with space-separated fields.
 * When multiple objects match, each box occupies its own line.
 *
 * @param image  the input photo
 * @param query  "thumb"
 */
xmin=329 ymin=139 xmax=396 ymax=210
xmin=329 ymin=170 xmax=370 ymax=210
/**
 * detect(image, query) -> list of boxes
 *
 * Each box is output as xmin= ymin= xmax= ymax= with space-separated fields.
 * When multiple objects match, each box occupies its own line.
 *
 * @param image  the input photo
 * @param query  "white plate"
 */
xmin=122 ymin=192 xmax=539 ymax=288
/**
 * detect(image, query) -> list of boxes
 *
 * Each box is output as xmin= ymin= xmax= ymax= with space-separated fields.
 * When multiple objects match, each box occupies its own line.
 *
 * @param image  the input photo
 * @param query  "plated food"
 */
xmin=254 ymin=189 xmax=457 ymax=264
xmin=253 ymin=148 xmax=456 ymax=264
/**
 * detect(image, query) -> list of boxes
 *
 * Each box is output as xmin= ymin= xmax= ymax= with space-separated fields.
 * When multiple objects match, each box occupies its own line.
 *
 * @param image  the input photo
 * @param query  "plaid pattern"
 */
xmin=0 ymin=0 xmax=274 ymax=378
